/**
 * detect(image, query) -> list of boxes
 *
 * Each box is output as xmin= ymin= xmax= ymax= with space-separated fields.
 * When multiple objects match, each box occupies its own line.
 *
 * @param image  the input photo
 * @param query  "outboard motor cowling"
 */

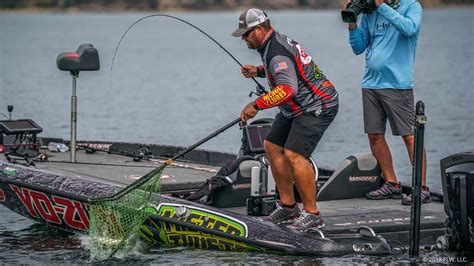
xmin=438 ymin=151 xmax=474 ymax=251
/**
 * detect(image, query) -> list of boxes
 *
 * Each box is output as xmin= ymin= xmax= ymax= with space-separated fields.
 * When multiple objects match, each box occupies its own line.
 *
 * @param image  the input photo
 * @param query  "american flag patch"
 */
xmin=273 ymin=62 xmax=288 ymax=73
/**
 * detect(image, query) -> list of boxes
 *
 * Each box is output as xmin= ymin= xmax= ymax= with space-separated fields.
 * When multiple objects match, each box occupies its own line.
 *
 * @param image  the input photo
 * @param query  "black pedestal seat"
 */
xmin=56 ymin=44 xmax=100 ymax=74
xmin=56 ymin=43 xmax=100 ymax=162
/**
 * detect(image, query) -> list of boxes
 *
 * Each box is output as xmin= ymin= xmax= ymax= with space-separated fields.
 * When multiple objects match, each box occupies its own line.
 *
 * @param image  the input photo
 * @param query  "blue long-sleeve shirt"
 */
xmin=349 ymin=0 xmax=422 ymax=89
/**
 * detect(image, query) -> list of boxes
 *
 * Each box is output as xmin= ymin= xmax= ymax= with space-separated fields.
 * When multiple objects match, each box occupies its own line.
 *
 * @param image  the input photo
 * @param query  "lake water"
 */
xmin=1 ymin=8 xmax=473 ymax=264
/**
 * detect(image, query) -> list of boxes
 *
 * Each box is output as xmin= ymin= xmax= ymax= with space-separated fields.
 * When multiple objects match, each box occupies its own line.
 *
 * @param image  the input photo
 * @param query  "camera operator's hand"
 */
xmin=344 ymin=0 xmax=352 ymax=8
xmin=345 ymin=0 xmax=357 ymax=30
xmin=374 ymin=0 xmax=384 ymax=7
xmin=348 ymin=22 xmax=357 ymax=31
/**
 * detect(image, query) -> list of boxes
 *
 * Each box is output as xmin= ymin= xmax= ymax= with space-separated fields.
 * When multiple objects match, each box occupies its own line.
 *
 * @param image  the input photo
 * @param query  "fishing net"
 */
xmin=85 ymin=118 xmax=240 ymax=260
xmin=88 ymin=164 xmax=164 ymax=261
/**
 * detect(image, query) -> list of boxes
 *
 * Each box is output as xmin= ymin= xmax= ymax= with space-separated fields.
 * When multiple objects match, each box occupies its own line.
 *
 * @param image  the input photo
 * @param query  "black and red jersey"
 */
xmin=254 ymin=30 xmax=338 ymax=118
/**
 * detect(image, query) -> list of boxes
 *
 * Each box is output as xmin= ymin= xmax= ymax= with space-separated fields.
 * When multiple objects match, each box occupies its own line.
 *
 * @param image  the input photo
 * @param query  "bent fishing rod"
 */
xmin=111 ymin=14 xmax=268 ymax=96
xmin=101 ymin=14 xmax=259 ymax=198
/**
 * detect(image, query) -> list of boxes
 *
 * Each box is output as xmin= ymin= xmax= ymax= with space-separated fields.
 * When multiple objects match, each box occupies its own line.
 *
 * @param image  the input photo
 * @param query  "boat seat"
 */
xmin=56 ymin=43 xmax=100 ymax=162
xmin=56 ymin=44 xmax=100 ymax=74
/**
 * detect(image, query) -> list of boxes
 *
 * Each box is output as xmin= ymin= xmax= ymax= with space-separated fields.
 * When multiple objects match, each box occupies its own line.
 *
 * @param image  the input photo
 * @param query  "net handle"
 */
xmin=89 ymin=117 xmax=241 ymax=203
xmin=166 ymin=117 xmax=241 ymax=163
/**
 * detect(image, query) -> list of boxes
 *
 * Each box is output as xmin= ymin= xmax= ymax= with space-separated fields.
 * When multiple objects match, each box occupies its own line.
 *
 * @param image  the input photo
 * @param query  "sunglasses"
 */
xmin=242 ymin=27 xmax=257 ymax=38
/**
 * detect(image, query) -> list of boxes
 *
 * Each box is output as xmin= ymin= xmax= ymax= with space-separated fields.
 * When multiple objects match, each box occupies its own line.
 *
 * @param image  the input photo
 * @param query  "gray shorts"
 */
xmin=362 ymin=89 xmax=415 ymax=136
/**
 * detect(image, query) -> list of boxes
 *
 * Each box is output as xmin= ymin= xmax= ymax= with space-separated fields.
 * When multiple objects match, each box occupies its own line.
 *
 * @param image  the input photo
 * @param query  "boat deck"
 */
xmin=227 ymin=197 xmax=446 ymax=245
xmin=1 ymin=148 xmax=447 ymax=246
xmin=28 ymin=148 xmax=220 ymax=193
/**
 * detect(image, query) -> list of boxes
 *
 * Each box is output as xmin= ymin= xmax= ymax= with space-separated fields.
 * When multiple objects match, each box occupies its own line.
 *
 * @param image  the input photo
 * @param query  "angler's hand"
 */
xmin=240 ymin=102 xmax=258 ymax=122
xmin=241 ymin=65 xmax=257 ymax=78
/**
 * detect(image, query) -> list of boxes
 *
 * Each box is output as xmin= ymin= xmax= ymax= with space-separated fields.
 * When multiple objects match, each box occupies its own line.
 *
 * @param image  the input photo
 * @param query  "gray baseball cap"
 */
xmin=231 ymin=8 xmax=268 ymax=37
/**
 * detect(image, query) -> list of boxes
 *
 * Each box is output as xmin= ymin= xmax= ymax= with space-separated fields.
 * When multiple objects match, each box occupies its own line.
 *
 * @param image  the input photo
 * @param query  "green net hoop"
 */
xmin=88 ymin=164 xmax=164 ymax=260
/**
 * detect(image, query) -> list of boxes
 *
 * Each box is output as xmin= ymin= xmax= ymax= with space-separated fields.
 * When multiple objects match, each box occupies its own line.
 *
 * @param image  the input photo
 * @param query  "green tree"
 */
xmin=0 ymin=0 xmax=21 ymax=8
xmin=36 ymin=0 xmax=59 ymax=8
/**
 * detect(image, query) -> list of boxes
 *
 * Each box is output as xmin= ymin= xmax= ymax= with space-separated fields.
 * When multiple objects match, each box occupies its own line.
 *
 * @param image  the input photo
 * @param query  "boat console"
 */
xmin=203 ymin=118 xmax=383 ymax=216
xmin=240 ymin=118 xmax=273 ymax=156
xmin=0 ymin=118 xmax=43 ymax=164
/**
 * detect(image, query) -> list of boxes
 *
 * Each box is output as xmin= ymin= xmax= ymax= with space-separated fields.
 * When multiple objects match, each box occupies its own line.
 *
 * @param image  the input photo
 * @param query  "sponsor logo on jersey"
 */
xmin=262 ymin=85 xmax=289 ymax=106
xmin=295 ymin=44 xmax=312 ymax=64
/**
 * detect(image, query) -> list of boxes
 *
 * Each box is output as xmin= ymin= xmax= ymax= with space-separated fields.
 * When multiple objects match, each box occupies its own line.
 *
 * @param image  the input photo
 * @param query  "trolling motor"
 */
xmin=57 ymin=44 xmax=100 ymax=162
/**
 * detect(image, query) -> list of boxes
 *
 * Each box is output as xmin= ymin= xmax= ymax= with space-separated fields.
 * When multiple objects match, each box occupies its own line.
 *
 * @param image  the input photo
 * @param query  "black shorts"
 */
xmin=265 ymin=105 xmax=338 ymax=158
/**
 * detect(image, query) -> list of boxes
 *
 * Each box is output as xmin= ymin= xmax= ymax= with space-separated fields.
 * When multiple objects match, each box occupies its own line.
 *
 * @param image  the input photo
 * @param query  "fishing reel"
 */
xmin=249 ymin=84 xmax=268 ymax=98
xmin=133 ymin=147 xmax=153 ymax=162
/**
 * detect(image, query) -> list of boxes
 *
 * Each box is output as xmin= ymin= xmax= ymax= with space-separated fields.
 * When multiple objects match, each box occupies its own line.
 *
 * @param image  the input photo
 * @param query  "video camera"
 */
xmin=341 ymin=0 xmax=401 ymax=23
xmin=341 ymin=0 xmax=377 ymax=23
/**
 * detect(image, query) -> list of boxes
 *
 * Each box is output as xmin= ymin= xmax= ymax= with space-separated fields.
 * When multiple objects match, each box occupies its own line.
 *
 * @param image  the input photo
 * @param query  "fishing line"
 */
xmin=110 ymin=13 xmax=267 ymax=95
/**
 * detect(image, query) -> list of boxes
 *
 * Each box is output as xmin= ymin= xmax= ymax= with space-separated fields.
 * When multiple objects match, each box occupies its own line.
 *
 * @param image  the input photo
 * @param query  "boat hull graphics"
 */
xmin=0 ymin=162 xmax=392 ymax=255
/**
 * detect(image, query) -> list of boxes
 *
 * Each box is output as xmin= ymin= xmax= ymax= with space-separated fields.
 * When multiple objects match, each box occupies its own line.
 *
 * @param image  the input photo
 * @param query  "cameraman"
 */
xmin=346 ymin=0 xmax=430 ymax=204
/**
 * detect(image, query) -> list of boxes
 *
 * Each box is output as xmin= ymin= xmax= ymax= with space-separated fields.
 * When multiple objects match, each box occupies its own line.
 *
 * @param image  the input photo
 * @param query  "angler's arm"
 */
xmin=254 ymin=56 xmax=297 ymax=110
xmin=241 ymin=57 xmax=297 ymax=122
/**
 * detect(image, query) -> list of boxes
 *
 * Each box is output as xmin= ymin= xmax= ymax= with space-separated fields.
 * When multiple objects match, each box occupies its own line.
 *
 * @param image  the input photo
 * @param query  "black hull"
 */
xmin=0 ymin=161 xmax=391 ymax=256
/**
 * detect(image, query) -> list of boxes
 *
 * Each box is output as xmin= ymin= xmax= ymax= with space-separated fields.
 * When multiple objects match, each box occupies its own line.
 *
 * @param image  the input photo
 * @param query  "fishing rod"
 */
xmin=111 ymin=14 xmax=268 ymax=96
